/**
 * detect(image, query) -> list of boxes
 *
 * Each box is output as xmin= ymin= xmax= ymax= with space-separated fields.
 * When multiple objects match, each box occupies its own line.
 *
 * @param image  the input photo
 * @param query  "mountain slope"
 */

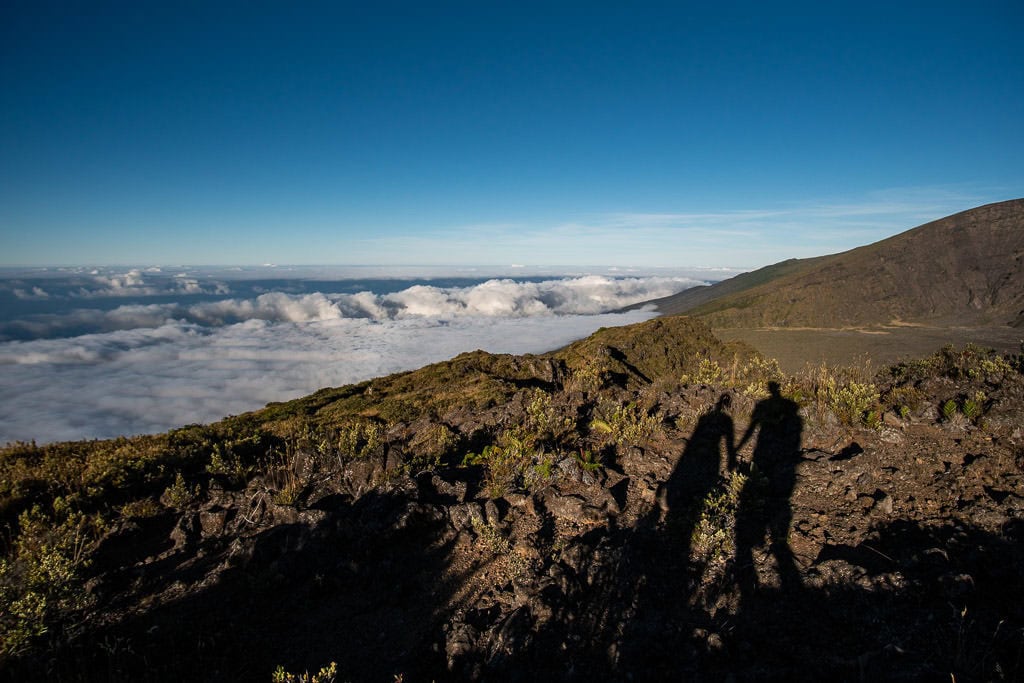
xmin=3 ymin=317 xmax=1023 ymax=681
xmin=649 ymin=199 xmax=1024 ymax=328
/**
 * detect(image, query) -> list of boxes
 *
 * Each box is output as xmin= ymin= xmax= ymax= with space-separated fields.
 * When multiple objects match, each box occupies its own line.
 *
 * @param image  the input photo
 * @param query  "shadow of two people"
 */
xmin=662 ymin=381 xmax=804 ymax=598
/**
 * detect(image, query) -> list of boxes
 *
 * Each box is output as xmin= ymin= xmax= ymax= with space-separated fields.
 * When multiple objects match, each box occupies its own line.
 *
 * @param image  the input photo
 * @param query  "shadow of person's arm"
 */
xmin=725 ymin=419 xmax=738 ymax=472
xmin=736 ymin=419 xmax=756 ymax=455
xmin=732 ymin=414 xmax=759 ymax=473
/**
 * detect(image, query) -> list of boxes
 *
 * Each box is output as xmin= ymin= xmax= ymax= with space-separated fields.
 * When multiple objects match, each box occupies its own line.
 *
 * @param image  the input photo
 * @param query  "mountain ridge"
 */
xmin=644 ymin=198 xmax=1024 ymax=329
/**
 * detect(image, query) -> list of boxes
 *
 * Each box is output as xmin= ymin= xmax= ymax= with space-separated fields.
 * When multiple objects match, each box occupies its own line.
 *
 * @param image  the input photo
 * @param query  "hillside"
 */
xmin=2 ymin=316 xmax=1023 ymax=681
xmin=647 ymin=199 xmax=1024 ymax=329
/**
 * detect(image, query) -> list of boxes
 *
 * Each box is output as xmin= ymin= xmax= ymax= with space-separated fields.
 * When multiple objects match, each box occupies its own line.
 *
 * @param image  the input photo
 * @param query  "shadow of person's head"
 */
xmin=716 ymin=392 xmax=732 ymax=412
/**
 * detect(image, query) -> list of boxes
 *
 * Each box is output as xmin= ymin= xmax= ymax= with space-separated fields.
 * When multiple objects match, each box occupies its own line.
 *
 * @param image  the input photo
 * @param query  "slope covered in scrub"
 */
xmin=1 ymin=318 xmax=1023 ymax=681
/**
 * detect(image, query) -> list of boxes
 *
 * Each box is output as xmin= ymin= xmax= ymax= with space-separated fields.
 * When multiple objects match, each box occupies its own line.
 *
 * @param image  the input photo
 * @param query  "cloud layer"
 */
xmin=0 ymin=275 xmax=696 ymax=341
xmin=0 ymin=272 xmax=704 ymax=442
xmin=0 ymin=310 xmax=657 ymax=443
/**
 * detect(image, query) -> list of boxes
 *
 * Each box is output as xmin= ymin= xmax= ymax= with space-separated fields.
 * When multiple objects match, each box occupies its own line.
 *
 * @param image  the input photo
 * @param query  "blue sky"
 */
xmin=2 ymin=1 xmax=1022 ymax=268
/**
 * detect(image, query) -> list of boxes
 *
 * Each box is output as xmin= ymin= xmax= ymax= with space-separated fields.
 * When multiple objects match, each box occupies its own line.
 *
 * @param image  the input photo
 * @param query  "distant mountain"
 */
xmin=645 ymin=199 xmax=1024 ymax=328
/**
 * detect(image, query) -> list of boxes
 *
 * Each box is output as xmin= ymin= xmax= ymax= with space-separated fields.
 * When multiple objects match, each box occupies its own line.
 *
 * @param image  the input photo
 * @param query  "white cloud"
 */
xmin=1 ymin=275 xmax=700 ymax=341
xmin=0 ymin=272 xmax=706 ymax=442
xmin=0 ymin=310 xmax=658 ymax=443
xmin=12 ymin=286 xmax=50 ymax=300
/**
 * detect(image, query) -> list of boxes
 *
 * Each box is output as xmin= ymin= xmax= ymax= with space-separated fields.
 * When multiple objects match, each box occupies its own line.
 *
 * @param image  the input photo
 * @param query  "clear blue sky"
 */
xmin=2 ymin=1 xmax=1022 ymax=268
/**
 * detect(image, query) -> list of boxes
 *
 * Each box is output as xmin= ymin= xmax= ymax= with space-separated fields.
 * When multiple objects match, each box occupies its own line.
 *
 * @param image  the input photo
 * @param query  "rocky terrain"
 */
xmin=2 ymin=316 xmax=1023 ymax=681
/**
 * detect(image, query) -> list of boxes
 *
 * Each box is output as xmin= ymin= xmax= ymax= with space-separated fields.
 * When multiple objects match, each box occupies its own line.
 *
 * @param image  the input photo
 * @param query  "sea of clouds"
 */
xmin=0 ymin=266 xmax=727 ymax=443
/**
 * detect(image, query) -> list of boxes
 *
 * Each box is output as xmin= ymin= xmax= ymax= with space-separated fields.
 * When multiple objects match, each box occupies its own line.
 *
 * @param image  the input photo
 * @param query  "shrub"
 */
xmin=336 ymin=420 xmax=385 ymax=461
xmin=408 ymin=423 xmax=459 ymax=472
xmin=883 ymin=384 xmax=925 ymax=417
xmin=271 ymin=661 xmax=337 ymax=683
xmin=163 ymin=472 xmax=199 ymax=509
xmin=679 ymin=354 xmax=783 ymax=398
xmin=827 ymin=382 xmax=881 ymax=427
xmin=463 ymin=428 xmax=540 ymax=498
xmin=202 ymin=429 xmax=275 ymax=487
xmin=566 ymin=359 xmax=608 ymax=393
xmin=0 ymin=506 xmax=98 ymax=658
xmin=891 ymin=344 xmax=1016 ymax=383
xmin=590 ymin=402 xmax=661 ymax=445
xmin=526 ymin=389 xmax=556 ymax=436
xmin=690 ymin=358 xmax=725 ymax=385
xmin=690 ymin=471 xmax=748 ymax=565
xmin=471 ymin=518 xmax=530 ymax=578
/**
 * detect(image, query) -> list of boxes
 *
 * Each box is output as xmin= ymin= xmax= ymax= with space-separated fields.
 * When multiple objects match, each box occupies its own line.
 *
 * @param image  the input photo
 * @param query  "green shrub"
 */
xmin=567 ymin=359 xmax=608 ymax=393
xmin=271 ymin=661 xmax=337 ymax=683
xmin=199 ymin=429 xmax=274 ymax=487
xmin=463 ymin=428 xmax=539 ymax=498
xmin=690 ymin=471 xmax=748 ymax=564
xmin=163 ymin=472 xmax=199 ymax=509
xmin=590 ymin=402 xmax=661 ymax=445
xmin=883 ymin=384 xmax=925 ymax=417
xmin=526 ymin=389 xmax=556 ymax=435
xmin=574 ymin=449 xmax=602 ymax=473
xmin=690 ymin=358 xmax=725 ymax=385
xmin=827 ymin=382 xmax=881 ymax=427
xmin=336 ymin=420 xmax=384 ymax=461
xmin=680 ymin=355 xmax=783 ymax=396
xmin=0 ymin=506 xmax=98 ymax=658
xmin=892 ymin=344 xmax=1015 ymax=383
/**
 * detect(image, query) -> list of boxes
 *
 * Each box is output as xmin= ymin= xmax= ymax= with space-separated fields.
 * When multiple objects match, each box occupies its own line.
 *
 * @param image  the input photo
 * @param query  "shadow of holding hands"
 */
xmin=512 ymin=385 xmax=1022 ymax=681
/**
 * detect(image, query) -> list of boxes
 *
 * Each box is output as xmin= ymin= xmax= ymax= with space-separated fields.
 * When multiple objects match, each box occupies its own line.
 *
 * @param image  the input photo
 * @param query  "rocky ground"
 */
xmin=2 ymin=318 xmax=1023 ymax=682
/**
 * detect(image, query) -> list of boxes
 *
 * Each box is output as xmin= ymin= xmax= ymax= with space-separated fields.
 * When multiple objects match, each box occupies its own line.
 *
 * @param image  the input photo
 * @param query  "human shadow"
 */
xmin=492 ymin=395 xmax=742 ymax=679
xmin=734 ymin=381 xmax=804 ymax=601
xmin=662 ymin=393 xmax=736 ymax=583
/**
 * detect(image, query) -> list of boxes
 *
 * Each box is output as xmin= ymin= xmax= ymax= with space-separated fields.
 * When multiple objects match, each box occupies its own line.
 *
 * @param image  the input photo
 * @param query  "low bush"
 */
xmin=0 ymin=505 xmax=100 ymax=659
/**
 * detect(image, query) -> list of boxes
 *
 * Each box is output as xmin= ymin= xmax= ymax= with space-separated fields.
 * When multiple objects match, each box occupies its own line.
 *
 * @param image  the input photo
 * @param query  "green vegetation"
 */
xmin=574 ymin=449 xmax=603 ymax=474
xmin=826 ymin=381 xmax=882 ymax=427
xmin=889 ymin=344 xmax=1015 ymax=384
xmin=408 ymin=423 xmax=459 ymax=471
xmin=1 ymin=310 xmax=1020 ymax=669
xmin=271 ymin=661 xmax=338 ymax=683
xmin=335 ymin=419 xmax=385 ymax=461
xmin=689 ymin=471 xmax=749 ymax=565
xmin=679 ymin=354 xmax=784 ymax=398
xmin=463 ymin=428 xmax=546 ymax=498
xmin=590 ymin=401 xmax=661 ymax=445
xmin=163 ymin=472 xmax=200 ymax=509
xmin=0 ymin=505 xmax=99 ymax=658
xmin=883 ymin=384 xmax=925 ymax=418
